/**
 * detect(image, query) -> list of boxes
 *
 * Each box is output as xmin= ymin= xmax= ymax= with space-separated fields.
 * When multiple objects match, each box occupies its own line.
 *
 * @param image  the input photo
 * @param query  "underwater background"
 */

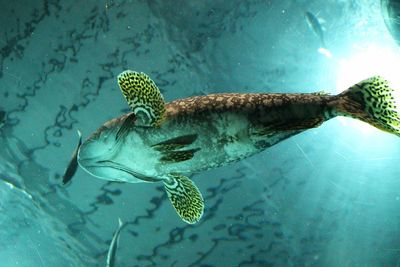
xmin=1 ymin=0 xmax=400 ymax=266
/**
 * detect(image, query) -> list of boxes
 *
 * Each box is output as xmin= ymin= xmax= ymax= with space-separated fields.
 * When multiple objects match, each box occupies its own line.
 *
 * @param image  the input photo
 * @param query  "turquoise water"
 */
xmin=1 ymin=1 xmax=400 ymax=266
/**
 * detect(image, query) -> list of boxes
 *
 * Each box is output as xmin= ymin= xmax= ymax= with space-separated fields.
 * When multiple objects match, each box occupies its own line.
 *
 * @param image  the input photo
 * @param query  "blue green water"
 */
xmin=1 ymin=1 xmax=400 ymax=266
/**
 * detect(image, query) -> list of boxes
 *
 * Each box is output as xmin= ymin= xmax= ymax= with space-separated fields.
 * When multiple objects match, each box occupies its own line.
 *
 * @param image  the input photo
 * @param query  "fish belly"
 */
xmin=131 ymin=111 xmax=302 ymax=176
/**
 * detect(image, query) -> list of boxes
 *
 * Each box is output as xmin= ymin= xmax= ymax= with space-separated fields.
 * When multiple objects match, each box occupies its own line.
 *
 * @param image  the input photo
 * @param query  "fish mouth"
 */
xmin=80 ymin=159 xmax=159 ymax=183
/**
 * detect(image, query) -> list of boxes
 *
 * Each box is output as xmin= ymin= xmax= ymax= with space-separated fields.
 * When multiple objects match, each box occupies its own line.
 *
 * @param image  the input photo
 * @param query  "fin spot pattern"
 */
xmin=164 ymin=174 xmax=204 ymax=224
xmin=118 ymin=70 xmax=165 ymax=126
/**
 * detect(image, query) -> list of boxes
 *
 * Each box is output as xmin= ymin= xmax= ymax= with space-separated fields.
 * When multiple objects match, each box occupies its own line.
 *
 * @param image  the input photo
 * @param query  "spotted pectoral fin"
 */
xmin=116 ymin=113 xmax=136 ymax=141
xmin=163 ymin=173 xmax=204 ymax=224
xmin=117 ymin=70 xmax=166 ymax=127
xmin=152 ymin=134 xmax=198 ymax=151
xmin=254 ymin=117 xmax=324 ymax=136
xmin=159 ymin=148 xmax=200 ymax=163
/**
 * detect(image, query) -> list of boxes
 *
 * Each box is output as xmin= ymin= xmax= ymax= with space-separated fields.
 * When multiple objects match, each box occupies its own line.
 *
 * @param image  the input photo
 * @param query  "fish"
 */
xmin=305 ymin=11 xmax=333 ymax=58
xmin=62 ymin=130 xmax=82 ymax=185
xmin=76 ymin=70 xmax=400 ymax=224
xmin=381 ymin=0 xmax=400 ymax=46
xmin=106 ymin=218 xmax=126 ymax=267
xmin=305 ymin=11 xmax=326 ymax=48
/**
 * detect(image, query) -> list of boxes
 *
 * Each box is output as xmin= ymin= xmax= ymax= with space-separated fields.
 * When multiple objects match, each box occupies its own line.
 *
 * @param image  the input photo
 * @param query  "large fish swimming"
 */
xmin=74 ymin=70 xmax=400 ymax=224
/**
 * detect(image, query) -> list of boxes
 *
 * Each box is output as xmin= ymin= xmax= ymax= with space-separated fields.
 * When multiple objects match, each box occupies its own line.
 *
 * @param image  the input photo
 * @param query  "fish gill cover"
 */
xmin=1 ymin=0 xmax=400 ymax=267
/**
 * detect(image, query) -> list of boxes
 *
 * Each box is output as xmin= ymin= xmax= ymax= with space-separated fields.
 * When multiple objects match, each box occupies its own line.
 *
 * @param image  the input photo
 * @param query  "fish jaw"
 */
xmin=78 ymin=143 xmax=158 ymax=183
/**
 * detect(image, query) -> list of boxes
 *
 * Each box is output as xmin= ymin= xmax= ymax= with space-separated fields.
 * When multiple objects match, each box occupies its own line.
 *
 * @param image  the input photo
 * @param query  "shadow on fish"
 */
xmin=63 ymin=69 xmax=400 ymax=224
xmin=305 ymin=11 xmax=332 ymax=58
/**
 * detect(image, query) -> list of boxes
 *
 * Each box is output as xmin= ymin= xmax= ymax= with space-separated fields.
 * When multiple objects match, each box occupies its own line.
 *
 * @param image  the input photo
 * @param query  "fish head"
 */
xmin=79 ymin=117 xmax=123 ymax=159
xmin=77 ymin=114 xmax=150 ymax=182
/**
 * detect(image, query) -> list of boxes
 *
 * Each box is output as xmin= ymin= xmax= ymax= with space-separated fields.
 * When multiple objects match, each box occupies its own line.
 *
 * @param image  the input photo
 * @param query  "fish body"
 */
xmin=74 ymin=71 xmax=400 ymax=223
xmin=78 ymin=93 xmax=330 ymax=183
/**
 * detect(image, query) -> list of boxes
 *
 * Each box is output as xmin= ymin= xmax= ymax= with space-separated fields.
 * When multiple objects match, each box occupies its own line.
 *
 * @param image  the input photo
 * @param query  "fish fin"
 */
xmin=106 ymin=218 xmax=125 ymax=267
xmin=154 ymin=143 xmax=186 ymax=151
xmin=332 ymin=76 xmax=400 ymax=136
xmin=312 ymin=90 xmax=330 ymax=96
xmin=255 ymin=118 xmax=324 ymax=136
xmin=62 ymin=130 xmax=82 ymax=185
xmin=117 ymin=70 xmax=166 ymax=127
xmin=115 ymin=113 xmax=136 ymax=141
xmin=159 ymin=148 xmax=200 ymax=163
xmin=152 ymin=134 xmax=198 ymax=151
xmin=163 ymin=173 xmax=204 ymax=224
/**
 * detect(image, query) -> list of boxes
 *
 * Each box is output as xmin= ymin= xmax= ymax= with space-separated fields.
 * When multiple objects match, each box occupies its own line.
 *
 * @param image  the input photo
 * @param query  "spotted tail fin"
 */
xmin=333 ymin=76 xmax=400 ymax=136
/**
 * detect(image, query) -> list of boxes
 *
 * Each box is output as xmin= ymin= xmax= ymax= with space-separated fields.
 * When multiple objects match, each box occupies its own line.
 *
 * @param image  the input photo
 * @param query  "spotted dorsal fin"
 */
xmin=117 ymin=70 xmax=166 ymax=127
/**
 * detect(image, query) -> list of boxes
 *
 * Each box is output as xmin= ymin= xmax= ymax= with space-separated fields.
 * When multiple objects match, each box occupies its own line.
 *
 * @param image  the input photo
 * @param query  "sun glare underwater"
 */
xmin=336 ymin=44 xmax=400 ymax=135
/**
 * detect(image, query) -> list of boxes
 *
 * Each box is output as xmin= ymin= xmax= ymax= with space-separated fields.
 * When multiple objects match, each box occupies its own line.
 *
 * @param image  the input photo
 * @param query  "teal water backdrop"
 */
xmin=1 ymin=1 xmax=400 ymax=266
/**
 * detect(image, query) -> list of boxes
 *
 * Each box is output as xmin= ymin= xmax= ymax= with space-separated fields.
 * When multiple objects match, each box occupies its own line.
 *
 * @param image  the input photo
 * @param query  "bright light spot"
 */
xmin=318 ymin=47 xmax=333 ymax=58
xmin=336 ymin=44 xmax=400 ymax=135
xmin=337 ymin=45 xmax=400 ymax=91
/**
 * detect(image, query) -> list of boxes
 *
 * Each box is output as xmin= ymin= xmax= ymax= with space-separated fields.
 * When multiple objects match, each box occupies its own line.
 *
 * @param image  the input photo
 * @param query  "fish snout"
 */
xmin=77 ymin=140 xmax=103 ymax=164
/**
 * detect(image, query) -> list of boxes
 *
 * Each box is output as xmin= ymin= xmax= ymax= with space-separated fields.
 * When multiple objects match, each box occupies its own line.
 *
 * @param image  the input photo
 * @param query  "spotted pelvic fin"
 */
xmin=117 ymin=70 xmax=166 ymax=127
xmin=333 ymin=76 xmax=400 ymax=136
xmin=163 ymin=173 xmax=204 ymax=224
